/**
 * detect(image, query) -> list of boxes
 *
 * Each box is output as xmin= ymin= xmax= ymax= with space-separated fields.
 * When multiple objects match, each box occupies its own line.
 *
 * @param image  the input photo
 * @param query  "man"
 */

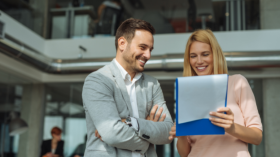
xmin=82 ymin=18 xmax=173 ymax=157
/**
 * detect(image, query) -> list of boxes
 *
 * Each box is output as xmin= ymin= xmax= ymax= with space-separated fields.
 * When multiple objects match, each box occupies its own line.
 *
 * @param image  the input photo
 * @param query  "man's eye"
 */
xmin=140 ymin=47 xmax=145 ymax=50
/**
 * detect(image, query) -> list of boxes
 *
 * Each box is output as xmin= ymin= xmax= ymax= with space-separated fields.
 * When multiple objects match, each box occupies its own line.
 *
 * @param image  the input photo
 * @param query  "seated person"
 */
xmin=40 ymin=127 xmax=64 ymax=157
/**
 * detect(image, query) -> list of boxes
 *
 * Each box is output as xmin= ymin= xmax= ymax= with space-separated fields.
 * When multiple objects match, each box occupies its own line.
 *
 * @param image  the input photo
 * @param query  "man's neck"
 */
xmin=115 ymin=57 xmax=136 ymax=81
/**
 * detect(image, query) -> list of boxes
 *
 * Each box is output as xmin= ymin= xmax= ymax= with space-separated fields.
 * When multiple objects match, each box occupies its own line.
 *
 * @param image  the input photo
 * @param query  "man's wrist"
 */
xmin=130 ymin=117 xmax=139 ymax=131
xmin=124 ymin=117 xmax=132 ymax=126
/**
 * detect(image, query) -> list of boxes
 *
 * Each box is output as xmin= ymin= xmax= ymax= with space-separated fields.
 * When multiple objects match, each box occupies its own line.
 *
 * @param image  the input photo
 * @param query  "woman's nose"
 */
xmin=197 ymin=56 xmax=203 ymax=64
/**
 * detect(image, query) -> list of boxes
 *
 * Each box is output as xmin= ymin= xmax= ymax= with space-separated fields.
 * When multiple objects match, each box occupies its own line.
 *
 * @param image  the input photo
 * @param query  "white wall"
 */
xmin=0 ymin=10 xmax=45 ymax=53
xmin=44 ymin=30 xmax=280 ymax=59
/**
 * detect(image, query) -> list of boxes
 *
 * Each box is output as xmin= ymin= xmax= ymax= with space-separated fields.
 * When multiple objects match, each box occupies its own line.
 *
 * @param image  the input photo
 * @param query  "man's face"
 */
xmin=122 ymin=30 xmax=154 ymax=73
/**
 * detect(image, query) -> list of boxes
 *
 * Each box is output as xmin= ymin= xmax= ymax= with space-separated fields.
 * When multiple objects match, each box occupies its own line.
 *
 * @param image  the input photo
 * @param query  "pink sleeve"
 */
xmin=237 ymin=75 xmax=263 ymax=131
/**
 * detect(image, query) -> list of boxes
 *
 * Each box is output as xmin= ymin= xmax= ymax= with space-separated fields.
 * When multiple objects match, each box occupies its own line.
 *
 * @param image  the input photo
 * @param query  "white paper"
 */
xmin=177 ymin=74 xmax=228 ymax=124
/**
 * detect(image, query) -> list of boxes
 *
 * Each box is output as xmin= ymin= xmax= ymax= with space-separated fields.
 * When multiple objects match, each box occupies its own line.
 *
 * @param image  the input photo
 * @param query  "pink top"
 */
xmin=186 ymin=74 xmax=263 ymax=157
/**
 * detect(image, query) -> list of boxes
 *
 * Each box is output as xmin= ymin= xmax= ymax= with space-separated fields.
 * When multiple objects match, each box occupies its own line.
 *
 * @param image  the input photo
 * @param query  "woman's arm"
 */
xmin=177 ymin=136 xmax=191 ymax=157
xmin=210 ymin=75 xmax=263 ymax=145
xmin=210 ymin=107 xmax=262 ymax=145
xmin=169 ymin=124 xmax=191 ymax=157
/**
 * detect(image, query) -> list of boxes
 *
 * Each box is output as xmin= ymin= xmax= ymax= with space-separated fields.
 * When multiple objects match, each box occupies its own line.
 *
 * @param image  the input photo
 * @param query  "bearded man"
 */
xmin=82 ymin=18 xmax=173 ymax=157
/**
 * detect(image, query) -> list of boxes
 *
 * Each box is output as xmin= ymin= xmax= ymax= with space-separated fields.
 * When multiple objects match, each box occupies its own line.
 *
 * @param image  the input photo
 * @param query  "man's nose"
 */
xmin=143 ymin=50 xmax=151 ymax=60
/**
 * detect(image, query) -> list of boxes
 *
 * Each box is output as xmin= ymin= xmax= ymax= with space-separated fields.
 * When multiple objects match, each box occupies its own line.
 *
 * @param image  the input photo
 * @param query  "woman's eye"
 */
xmin=203 ymin=53 xmax=209 ymax=56
xmin=190 ymin=55 xmax=196 ymax=58
xmin=140 ymin=47 xmax=145 ymax=50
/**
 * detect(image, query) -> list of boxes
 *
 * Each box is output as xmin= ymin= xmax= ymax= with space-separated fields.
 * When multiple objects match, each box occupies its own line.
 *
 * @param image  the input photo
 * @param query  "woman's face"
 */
xmin=189 ymin=41 xmax=214 ymax=76
xmin=52 ymin=134 xmax=61 ymax=141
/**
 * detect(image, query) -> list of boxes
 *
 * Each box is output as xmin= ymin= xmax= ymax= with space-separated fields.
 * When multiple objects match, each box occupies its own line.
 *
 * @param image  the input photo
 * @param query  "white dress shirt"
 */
xmin=114 ymin=59 xmax=144 ymax=157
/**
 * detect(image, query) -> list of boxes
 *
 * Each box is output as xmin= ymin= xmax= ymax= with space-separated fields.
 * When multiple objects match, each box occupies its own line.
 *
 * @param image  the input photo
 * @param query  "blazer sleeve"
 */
xmin=40 ymin=140 xmax=48 ymax=157
xmin=55 ymin=141 xmax=64 ymax=157
xmin=82 ymin=73 xmax=150 ymax=154
xmin=135 ymin=80 xmax=174 ymax=145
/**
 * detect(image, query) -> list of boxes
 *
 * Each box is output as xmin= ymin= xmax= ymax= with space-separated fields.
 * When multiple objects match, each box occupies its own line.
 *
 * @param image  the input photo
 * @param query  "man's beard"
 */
xmin=123 ymin=47 xmax=143 ymax=73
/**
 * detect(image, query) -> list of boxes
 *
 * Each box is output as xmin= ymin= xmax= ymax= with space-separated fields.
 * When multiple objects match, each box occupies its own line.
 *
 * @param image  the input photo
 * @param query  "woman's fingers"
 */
xmin=209 ymin=112 xmax=233 ymax=120
xmin=209 ymin=107 xmax=235 ymax=132
xmin=169 ymin=124 xmax=176 ymax=140
xmin=209 ymin=117 xmax=233 ymax=125
xmin=209 ymin=107 xmax=234 ymax=120
xmin=217 ymin=107 xmax=234 ymax=115
xmin=211 ymin=121 xmax=232 ymax=129
xmin=169 ymin=135 xmax=175 ymax=140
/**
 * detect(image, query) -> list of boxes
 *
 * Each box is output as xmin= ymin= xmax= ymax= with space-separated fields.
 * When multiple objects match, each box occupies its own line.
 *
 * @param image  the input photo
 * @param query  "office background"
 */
xmin=0 ymin=0 xmax=279 ymax=157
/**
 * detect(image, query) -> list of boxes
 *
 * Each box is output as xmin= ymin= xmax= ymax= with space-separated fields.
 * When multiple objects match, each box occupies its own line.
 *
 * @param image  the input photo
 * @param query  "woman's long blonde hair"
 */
xmin=183 ymin=29 xmax=228 ymax=76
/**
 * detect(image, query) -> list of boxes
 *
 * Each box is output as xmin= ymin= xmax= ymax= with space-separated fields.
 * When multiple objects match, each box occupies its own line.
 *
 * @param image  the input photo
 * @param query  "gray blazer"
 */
xmin=82 ymin=60 xmax=173 ymax=157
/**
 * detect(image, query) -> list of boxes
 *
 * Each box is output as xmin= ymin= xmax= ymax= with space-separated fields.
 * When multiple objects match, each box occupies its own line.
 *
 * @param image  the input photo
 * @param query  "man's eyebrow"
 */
xmin=139 ymin=44 xmax=154 ymax=50
xmin=139 ymin=43 xmax=148 ymax=47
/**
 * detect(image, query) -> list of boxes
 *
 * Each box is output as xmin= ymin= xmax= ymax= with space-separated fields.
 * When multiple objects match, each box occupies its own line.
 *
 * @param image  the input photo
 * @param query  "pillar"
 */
xmin=17 ymin=84 xmax=45 ymax=157
xmin=263 ymin=79 xmax=280 ymax=157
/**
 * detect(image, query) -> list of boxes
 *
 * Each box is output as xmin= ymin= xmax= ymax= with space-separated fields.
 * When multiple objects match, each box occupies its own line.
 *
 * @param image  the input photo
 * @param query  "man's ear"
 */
xmin=118 ymin=37 xmax=127 ymax=52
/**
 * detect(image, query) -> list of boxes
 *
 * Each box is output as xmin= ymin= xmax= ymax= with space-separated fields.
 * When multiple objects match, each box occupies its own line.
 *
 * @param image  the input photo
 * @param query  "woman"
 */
xmin=169 ymin=29 xmax=262 ymax=157
xmin=40 ymin=127 xmax=64 ymax=157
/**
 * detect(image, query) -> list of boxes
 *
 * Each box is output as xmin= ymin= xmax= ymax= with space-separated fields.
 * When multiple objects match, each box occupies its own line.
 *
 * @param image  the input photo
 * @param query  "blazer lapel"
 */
xmin=135 ymin=77 xmax=146 ymax=119
xmin=109 ymin=61 xmax=133 ymax=116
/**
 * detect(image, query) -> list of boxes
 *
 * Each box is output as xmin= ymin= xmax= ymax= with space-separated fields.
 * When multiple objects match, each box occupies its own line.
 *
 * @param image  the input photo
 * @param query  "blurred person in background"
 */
xmin=40 ymin=127 xmax=64 ymax=157
xmin=71 ymin=135 xmax=87 ymax=157
xmin=95 ymin=0 xmax=121 ymax=23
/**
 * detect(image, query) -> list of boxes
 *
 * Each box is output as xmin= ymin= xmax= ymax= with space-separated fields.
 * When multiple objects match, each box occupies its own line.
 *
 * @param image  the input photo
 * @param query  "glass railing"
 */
xmin=0 ymin=0 xmax=265 ymax=39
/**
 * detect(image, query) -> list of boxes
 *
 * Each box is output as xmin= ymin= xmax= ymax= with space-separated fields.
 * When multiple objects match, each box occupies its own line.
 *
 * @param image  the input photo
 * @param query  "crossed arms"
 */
xmin=82 ymin=74 xmax=173 ymax=154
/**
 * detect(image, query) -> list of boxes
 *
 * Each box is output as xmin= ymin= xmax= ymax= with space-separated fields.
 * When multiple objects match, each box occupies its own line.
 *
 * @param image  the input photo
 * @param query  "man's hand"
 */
xmin=95 ymin=130 xmax=103 ymax=141
xmin=146 ymin=105 xmax=166 ymax=122
xmin=95 ymin=105 xmax=166 ymax=142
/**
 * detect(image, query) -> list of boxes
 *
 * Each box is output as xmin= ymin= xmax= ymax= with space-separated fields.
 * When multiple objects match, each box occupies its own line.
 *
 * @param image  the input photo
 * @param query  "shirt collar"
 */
xmin=114 ymin=58 xmax=142 ymax=81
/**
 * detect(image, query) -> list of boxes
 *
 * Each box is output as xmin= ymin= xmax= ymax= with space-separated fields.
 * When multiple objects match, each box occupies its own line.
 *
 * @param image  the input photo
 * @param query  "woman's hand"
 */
xmin=209 ymin=107 xmax=235 ymax=133
xmin=168 ymin=124 xmax=176 ymax=140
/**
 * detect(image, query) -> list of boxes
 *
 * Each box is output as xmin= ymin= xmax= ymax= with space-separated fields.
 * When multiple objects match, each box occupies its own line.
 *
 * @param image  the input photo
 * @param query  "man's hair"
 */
xmin=115 ymin=18 xmax=155 ymax=50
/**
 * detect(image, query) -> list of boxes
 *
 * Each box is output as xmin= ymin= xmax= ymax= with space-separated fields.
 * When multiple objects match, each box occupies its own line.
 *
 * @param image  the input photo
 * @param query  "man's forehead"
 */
xmin=132 ymin=30 xmax=154 ymax=46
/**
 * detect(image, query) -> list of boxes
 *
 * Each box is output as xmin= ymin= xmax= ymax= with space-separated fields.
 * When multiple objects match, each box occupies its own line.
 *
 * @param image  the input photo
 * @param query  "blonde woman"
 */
xmin=169 ymin=29 xmax=262 ymax=157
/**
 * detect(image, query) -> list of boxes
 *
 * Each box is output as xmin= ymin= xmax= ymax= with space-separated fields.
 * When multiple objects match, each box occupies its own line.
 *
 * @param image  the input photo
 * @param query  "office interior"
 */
xmin=0 ymin=0 xmax=279 ymax=157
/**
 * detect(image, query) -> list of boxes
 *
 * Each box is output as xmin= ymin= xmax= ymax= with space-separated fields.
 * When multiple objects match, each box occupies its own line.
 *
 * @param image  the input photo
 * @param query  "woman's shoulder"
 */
xmin=229 ymin=74 xmax=247 ymax=82
xmin=228 ymin=74 xmax=249 ymax=88
xmin=59 ymin=140 xmax=64 ymax=144
xmin=41 ymin=139 xmax=52 ymax=146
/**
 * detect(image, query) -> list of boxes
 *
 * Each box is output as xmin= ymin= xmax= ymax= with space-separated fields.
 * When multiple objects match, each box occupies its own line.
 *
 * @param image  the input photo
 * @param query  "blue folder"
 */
xmin=175 ymin=75 xmax=228 ymax=136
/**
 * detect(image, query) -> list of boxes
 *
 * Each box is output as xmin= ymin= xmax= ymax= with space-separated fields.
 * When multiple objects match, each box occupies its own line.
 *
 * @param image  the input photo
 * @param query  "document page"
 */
xmin=177 ymin=74 xmax=228 ymax=124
